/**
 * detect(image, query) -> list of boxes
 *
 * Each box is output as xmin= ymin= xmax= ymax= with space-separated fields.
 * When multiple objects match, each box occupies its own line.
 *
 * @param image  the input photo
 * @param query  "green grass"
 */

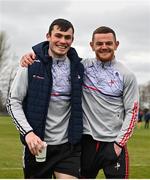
xmin=0 ymin=116 xmax=150 ymax=178
xmin=0 ymin=115 xmax=23 ymax=178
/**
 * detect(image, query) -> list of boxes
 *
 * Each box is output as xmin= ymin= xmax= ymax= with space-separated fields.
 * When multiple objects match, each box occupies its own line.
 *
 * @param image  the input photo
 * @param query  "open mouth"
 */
xmin=101 ymin=52 xmax=110 ymax=56
xmin=57 ymin=45 xmax=68 ymax=50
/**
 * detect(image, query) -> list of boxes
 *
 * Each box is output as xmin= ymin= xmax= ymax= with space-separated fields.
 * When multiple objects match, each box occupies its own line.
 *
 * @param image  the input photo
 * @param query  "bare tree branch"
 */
xmin=0 ymin=31 xmax=11 ymax=66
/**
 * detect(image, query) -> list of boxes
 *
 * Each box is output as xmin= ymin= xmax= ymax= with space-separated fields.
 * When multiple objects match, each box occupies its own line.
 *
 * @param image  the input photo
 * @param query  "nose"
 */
xmin=60 ymin=37 xmax=66 ymax=43
xmin=101 ymin=43 xmax=107 ymax=48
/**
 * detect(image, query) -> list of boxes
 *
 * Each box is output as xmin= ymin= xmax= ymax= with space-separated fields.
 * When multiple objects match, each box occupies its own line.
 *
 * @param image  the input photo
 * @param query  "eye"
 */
xmin=96 ymin=42 xmax=103 ymax=46
xmin=105 ymin=41 xmax=113 ymax=46
xmin=55 ymin=33 xmax=62 ymax=38
xmin=64 ymin=35 xmax=72 ymax=40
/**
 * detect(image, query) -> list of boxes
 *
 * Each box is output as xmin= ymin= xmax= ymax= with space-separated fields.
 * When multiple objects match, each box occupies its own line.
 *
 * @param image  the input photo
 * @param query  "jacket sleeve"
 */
xmin=115 ymin=73 xmax=139 ymax=147
xmin=6 ymin=66 xmax=33 ymax=137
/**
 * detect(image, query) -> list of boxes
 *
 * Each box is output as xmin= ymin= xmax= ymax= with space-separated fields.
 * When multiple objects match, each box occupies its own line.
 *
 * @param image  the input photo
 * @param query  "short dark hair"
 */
xmin=48 ymin=18 xmax=74 ymax=34
xmin=92 ymin=26 xmax=117 ymax=41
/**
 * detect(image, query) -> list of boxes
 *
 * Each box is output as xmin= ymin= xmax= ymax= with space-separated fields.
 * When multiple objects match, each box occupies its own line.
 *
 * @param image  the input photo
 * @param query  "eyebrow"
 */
xmin=96 ymin=41 xmax=113 ymax=45
xmin=55 ymin=33 xmax=72 ymax=39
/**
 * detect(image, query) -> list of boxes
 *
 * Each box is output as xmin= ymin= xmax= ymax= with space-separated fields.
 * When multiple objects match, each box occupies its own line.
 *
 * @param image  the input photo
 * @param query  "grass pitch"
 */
xmin=0 ymin=115 xmax=150 ymax=178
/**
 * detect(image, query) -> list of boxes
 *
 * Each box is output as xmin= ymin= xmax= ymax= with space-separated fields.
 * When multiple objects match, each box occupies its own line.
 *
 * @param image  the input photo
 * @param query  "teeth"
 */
xmin=57 ymin=45 xmax=67 ymax=49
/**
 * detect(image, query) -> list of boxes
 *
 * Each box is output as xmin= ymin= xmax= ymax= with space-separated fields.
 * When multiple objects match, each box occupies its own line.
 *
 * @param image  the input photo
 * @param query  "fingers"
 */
xmin=31 ymin=53 xmax=36 ymax=60
xmin=30 ymin=140 xmax=44 ymax=155
xmin=20 ymin=52 xmax=36 ymax=67
xmin=30 ymin=142 xmax=39 ymax=155
xmin=25 ymin=132 xmax=45 ymax=155
xmin=21 ymin=58 xmax=30 ymax=67
xmin=29 ymin=139 xmax=45 ymax=155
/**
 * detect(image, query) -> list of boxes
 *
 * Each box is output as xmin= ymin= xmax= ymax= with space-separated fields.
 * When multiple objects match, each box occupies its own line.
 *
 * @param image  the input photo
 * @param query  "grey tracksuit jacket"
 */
xmin=81 ymin=57 xmax=139 ymax=147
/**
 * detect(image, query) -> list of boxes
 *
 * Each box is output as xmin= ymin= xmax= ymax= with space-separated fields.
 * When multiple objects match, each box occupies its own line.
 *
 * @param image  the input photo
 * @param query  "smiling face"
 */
xmin=90 ymin=33 xmax=119 ymax=62
xmin=46 ymin=25 xmax=74 ymax=58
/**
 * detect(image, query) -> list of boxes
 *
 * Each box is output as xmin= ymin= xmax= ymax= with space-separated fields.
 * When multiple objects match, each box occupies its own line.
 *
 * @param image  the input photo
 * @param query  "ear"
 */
xmin=90 ymin=41 xmax=95 ymax=51
xmin=72 ymin=35 xmax=74 ymax=42
xmin=115 ymin=41 xmax=119 ymax=50
xmin=46 ymin=33 xmax=50 ymax=40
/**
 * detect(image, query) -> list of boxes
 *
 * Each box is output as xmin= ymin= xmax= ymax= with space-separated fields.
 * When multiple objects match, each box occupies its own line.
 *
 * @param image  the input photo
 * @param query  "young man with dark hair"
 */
xmin=16 ymin=25 xmax=139 ymax=179
xmin=7 ymin=18 xmax=84 ymax=179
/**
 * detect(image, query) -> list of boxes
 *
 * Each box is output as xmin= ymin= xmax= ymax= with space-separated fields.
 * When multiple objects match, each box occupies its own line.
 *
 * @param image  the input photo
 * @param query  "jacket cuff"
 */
xmin=20 ymin=130 xmax=33 ymax=145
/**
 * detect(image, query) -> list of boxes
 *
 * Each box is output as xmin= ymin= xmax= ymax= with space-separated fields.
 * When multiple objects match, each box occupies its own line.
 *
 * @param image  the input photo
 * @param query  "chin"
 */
xmin=55 ymin=51 xmax=66 ymax=56
xmin=98 ymin=57 xmax=111 ymax=62
xmin=100 ymin=59 xmax=110 ymax=62
xmin=99 ymin=55 xmax=113 ymax=62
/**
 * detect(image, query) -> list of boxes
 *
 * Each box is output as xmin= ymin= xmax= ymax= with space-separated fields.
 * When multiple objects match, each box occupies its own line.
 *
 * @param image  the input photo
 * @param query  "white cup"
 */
xmin=35 ymin=142 xmax=47 ymax=162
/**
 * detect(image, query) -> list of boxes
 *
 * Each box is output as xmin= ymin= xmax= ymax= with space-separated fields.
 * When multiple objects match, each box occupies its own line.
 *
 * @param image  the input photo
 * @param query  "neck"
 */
xmin=96 ymin=56 xmax=115 ymax=63
xmin=48 ymin=48 xmax=66 ymax=60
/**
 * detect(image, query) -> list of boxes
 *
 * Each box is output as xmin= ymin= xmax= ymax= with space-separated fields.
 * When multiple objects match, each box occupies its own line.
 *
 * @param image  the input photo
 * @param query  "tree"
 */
xmin=139 ymin=81 xmax=150 ymax=110
xmin=0 ymin=31 xmax=18 ymax=112
xmin=0 ymin=31 xmax=10 ymax=67
xmin=0 ymin=90 xmax=4 ymax=112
